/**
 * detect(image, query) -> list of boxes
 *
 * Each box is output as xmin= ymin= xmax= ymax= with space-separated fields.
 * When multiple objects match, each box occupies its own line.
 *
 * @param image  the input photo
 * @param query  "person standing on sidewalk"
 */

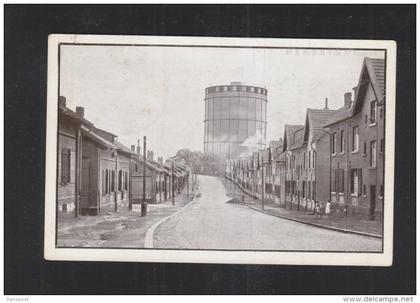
xmin=315 ymin=201 xmax=322 ymax=219
xmin=325 ymin=200 xmax=331 ymax=219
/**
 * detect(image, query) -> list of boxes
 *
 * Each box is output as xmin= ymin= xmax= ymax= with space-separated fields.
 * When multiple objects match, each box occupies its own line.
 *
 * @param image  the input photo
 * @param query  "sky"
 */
xmin=60 ymin=44 xmax=384 ymax=159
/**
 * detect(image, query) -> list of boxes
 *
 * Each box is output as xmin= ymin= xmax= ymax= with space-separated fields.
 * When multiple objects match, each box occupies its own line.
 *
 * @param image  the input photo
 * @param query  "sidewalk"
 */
xmin=57 ymin=183 xmax=199 ymax=248
xmin=222 ymin=177 xmax=383 ymax=238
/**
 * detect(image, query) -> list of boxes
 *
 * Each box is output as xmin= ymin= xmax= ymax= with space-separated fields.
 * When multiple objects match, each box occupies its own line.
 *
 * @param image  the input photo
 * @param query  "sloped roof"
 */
xmin=81 ymin=125 xmax=117 ymax=149
xmin=283 ymin=124 xmax=304 ymax=151
xmin=305 ymin=108 xmax=338 ymax=143
xmin=114 ymin=140 xmax=137 ymax=156
xmin=289 ymin=127 xmax=305 ymax=150
xmin=324 ymin=57 xmax=385 ymax=127
xmin=364 ymin=57 xmax=385 ymax=101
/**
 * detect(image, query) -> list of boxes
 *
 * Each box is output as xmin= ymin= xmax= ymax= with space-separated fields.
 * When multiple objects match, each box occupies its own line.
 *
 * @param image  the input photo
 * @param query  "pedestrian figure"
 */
xmin=315 ymin=201 xmax=322 ymax=218
xmin=325 ymin=200 xmax=331 ymax=219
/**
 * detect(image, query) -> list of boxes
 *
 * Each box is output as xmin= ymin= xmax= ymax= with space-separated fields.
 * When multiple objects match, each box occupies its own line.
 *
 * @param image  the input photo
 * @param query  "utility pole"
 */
xmin=142 ymin=136 xmax=147 ymax=217
xmin=172 ymin=161 xmax=175 ymax=205
xmin=187 ymin=171 xmax=189 ymax=197
xmin=143 ymin=136 xmax=146 ymax=203
xmin=261 ymin=154 xmax=265 ymax=210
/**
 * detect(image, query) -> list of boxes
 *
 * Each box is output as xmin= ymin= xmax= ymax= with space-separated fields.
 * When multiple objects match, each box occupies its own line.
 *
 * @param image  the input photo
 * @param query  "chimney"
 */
xmin=59 ymin=96 xmax=66 ymax=107
xmin=324 ymin=98 xmax=329 ymax=109
xmin=136 ymin=146 xmax=141 ymax=155
xmin=75 ymin=106 xmax=84 ymax=118
xmin=344 ymin=92 xmax=352 ymax=109
xmin=151 ymin=151 xmax=154 ymax=161
xmin=131 ymin=145 xmax=135 ymax=152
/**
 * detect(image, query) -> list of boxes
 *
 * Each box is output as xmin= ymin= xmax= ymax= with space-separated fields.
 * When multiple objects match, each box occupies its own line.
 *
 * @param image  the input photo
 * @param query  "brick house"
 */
xmin=57 ymin=97 xmax=136 ymax=216
xmin=283 ymin=124 xmax=305 ymax=210
xmin=79 ymin=117 xmax=135 ymax=215
xmin=324 ymin=57 xmax=385 ymax=220
xmin=302 ymin=107 xmax=338 ymax=210
xmin=272 ymin=139 xmax=286 ymax=206
xmin=57 ymin=97 xmax=84 ymax=216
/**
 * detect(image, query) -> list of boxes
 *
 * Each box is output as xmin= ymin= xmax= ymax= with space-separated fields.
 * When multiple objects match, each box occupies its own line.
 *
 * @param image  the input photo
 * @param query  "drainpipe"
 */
xmin=114 ymin=150 xmax=118 ymax=212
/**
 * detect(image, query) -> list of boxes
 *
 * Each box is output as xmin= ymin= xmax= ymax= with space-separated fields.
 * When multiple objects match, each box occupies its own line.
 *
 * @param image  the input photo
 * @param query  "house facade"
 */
xmin=283 ymin=125 xmax=305 ymax=210
xmin=324 ymin=58 xmax=385 ymax=220
xmin=302 ymin=107 xmax=338 ymax=210
xmin=57 ymin=97 xmax=83 ymax=217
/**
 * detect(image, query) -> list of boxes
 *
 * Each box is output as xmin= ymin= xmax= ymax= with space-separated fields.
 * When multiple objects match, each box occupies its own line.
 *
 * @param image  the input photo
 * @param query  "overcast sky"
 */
xmin=60 ymin=44 xmax=384 ymax=159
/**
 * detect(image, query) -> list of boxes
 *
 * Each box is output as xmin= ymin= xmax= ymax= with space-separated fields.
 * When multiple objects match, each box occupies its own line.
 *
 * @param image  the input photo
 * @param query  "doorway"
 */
xmin=369 ymin=185 xmax=376 ymax=220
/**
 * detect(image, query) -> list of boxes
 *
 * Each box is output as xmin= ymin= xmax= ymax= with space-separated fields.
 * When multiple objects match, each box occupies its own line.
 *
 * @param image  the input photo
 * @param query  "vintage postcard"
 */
xmin=44 ymin=34 xmax=396 ymax=265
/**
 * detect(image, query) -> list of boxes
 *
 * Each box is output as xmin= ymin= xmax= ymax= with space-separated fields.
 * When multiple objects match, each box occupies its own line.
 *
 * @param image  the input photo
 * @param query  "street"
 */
xmin=154 ymin=175 xmax=382 ymax=251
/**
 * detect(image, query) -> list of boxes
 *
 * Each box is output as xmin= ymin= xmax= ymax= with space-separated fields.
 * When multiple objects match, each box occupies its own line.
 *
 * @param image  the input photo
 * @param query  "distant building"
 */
xmin=203 ymin=82 xmax=268 ymax=159
xmin=283 ymin=124 xmax=305 ymax=209
xmin=324 ymin=58 xmax=385 ymax=220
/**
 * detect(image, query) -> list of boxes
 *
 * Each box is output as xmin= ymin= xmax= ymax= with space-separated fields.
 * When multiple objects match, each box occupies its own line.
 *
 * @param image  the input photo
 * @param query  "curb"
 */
xmin=247 ymin=204 xmax=383 ymax=239
xmin=144 ymin=192 xmax=199 ymax=248
xmin=225 ymin=176 xmax=382 ymax=240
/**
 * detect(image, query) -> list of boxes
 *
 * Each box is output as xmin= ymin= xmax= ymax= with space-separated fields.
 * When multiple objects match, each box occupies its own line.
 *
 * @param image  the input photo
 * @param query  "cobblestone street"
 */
xmin=154 ymin=175 xmax=382 ymax=252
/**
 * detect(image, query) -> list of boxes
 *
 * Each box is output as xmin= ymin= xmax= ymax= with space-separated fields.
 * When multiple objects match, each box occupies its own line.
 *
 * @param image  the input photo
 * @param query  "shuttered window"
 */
xmin=61 ymin=148 xmax=71 ymax=184
xmin=124 ymin=171 xmax=128 ymax=190
xmin=118 ymin=170 xmax=123 ymax=191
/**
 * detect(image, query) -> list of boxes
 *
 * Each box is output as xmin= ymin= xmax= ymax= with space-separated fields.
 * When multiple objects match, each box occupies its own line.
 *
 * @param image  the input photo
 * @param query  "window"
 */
xmin=111 ymin=170 xmax=115 ymax=192
xmin=352 ymin=126 xmax=359 ymax=152
xmin=370 ymin=141 xmax=377 ymax=167
xmin=312 ymin=151 xmax=315 ymax=169
xmin=370 ymin=100 xmax=377 ymax=124
xmin=338 ymin=169 xmax=344 ymax=193
xmin=363 ymin=184 xmax=366 ymax=195
xmin=312 ymin=181 xmax=316 ymax=200
xmin=380 ymin=138 xmax=385 ymax=153
xmin=61 ymin=148 xmax=71 ymax=184
xmin=105 ymin=169 xmax=110 ymax=194
xmin=340 ymin=130 xmax=345 ymax=153
xmin=102 ymin=170 xmax=106 ymax=195
xmin=331 ymin=132 xmax=337 ymax=155
xmin=363 ymin=142 xmax=367 ymax=156
xmin=223 ymin=86 xmax=228 ymax=92
xmin=380 ymin=185 xmax=384 ymax=197
xmin=124 ymin=171 xmax=128 ymax=190
xmin=350 ymin=168 xmax=362 ymax=195
xmin=303 ymin=152 xmax=306 ymax=169
xmin=232 ymin=86 xmax=237 ymax=91
xmin=118 ymin=170 xmax=123 ymax=191
xmin=334 ymin=169 xmax=345 ymax=193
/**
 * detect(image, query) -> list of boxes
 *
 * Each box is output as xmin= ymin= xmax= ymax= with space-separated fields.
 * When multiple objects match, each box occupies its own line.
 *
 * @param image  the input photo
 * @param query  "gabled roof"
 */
xmin=324 ymin=57 xmax=385 ymax=127
xmin=304 ymin=108 xmax=338 ymax=143
xmin=289 ymin=127 xmax=305 ymax=150
xmin=81 ymin=125 xmax=117 ymax=149
xmin=59 ymin=103 xmax=93 ymax=128
xmin=282 ymin=124 xmax=304 ymax=152
xmin=352 ymin=57 xmax=385 ymax=115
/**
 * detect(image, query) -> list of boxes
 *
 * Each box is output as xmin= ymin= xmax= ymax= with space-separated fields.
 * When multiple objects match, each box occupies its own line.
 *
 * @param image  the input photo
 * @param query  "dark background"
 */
xmin=4 ymin=4 xmax=416 ymax=294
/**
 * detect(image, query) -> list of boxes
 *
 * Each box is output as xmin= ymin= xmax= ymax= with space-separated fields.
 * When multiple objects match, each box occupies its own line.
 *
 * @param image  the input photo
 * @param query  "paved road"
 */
xmin=154 ymin=175 xmax=382 ymax=251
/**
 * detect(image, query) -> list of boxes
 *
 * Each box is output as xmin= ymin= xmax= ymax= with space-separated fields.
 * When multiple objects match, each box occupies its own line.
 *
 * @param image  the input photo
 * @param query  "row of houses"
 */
xmin=57 ymin=96 xmax=190 ymax=217
xmin=226 ymin=57 xmax=385 ymax=220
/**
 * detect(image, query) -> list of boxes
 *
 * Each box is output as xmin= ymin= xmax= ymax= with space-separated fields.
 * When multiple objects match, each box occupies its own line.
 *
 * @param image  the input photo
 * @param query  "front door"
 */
xmin=369 ymin=185 xmax=376 ymax=220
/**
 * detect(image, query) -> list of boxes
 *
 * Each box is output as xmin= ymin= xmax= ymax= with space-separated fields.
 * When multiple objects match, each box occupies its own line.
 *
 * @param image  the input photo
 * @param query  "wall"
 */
xmin=57 ymin=118 xmax=78 ymax=216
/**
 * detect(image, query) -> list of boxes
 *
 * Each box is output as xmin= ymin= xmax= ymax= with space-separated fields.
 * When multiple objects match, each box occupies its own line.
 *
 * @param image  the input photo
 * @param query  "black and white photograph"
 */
xmin=44 ymin=35 xmax=396 ymax=265
xmin=5 ymin=3 xmax=416 ymax=297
